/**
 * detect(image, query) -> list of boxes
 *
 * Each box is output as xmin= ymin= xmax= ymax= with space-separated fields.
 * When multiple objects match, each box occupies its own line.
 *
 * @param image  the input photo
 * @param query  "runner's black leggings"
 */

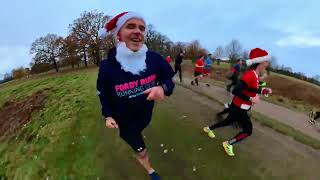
xmin=315 ymin=112 xmax=320 ymax=120
xmin=217 ymin=107 xmax=231 ymax=116
xmin=226 ymin=75 xmax=238 ymax=92
xmin=210 ymin=104 xmax=252 ymax=145
xmin=174 ymin=65 xmax=182 ymax=82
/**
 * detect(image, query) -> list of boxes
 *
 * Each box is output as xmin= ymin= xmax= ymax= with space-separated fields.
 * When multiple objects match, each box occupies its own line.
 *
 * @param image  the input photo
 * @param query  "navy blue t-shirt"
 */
xmin=97 ymin=48 xmax=175 ymax=130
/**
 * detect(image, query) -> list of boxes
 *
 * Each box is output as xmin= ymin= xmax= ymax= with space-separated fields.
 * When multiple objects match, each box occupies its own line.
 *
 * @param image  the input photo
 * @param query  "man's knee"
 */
xmin=242 ymin=124 xmax=253 ymax=136
xmin=136 ymin=149 xmax=148 ymax=159
xmin=244 ymin=127 xmax=252 ymax=136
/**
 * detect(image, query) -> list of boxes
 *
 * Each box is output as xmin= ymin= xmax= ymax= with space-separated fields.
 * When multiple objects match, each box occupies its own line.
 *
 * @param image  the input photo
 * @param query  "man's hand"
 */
xmin=195 ymin=64 xmax=204 ymax=68
xmin=105 ymin=117 xmax=118 ymax=128
xmin=143 ymin=86 xmax=165 ymax=101
xmin=261 ymin=88 xmax=272 ymax=97
xmin=250 ymin=95 xmax=260 ymax=104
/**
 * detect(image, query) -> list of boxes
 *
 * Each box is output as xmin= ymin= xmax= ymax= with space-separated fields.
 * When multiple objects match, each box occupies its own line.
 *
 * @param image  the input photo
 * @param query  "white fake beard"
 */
xmin=115 ymin=42 xmax=148 ymax=75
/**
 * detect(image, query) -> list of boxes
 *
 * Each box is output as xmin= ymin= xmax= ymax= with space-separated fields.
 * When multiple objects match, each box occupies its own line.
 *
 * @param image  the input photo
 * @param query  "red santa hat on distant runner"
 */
xmin=99 ymin=11 xmax=146 ymax=39
xmin=246 ymin=48 xmax=271 ymax=66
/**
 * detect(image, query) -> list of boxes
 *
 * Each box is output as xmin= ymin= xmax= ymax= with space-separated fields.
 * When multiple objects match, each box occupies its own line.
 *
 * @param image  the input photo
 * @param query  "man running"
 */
xmin=191 ymin=55 xmax=205 ymax=86
xmin=226 ymin=59 xmax=242 ymax=92
xmin=203 ymin=48 xmax=272 ymax=157
xmin=174 ymin=51 xmax=184 ymax=82
xmin=203 ymin=54 xmax=213 ymax=86
xmin=97 ymin=11 xmax=175 ymax=180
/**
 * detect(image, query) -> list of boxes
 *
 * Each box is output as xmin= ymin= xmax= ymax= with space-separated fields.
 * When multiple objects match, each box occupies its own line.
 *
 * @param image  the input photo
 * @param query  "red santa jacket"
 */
xmin=232 ymin=70 xmax=260 ymax=110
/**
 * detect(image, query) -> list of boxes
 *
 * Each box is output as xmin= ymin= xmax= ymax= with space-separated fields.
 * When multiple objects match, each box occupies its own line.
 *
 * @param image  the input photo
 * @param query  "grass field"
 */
xmin=1 ymin=69 xmax=319 ymax=180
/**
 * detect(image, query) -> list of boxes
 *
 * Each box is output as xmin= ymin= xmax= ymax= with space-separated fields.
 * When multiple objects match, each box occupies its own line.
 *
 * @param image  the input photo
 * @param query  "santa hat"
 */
xmin=99 ymin=11 xmax=146 ymax=38
xmin=246 ymin=48 xmax=271 ymax=66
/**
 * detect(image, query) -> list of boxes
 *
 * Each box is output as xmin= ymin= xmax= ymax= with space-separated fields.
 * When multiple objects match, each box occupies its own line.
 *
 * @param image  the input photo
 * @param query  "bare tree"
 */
xmin=214 ymin=46 xmax=224 ymax=59
xmin=3 ymin=73 xmax=12 ymax=80
xmin=225 ymin=39 xmax=242 ymax=62
xmin=185 ymin=40 xmax=207 ymax=60
xmin=171 ymin=42 xmax=186 ymax=57
xmin=60 ymin=34 xmax=82 ymax=68
xmin=241 ymin=50 xmax=249 ymax=60
xmin=145 ymin=24 xmax=157 ymax=48
xmin=270 ymin=56 xmax=279 ymax=69
xmin=214 ymin=46 xmax=224 ymax=65
xmin=69 ymin=11 xmax=110 ymax=66
xmin=281 ymin=65 xmax=293 ymax=72
xmin=30 ymin=34 xmax=63 ymax=72
xmin=313 ymin=75 xmax=320 ymax=82
xmin=144 ymin=24 xmax=173 ymax=56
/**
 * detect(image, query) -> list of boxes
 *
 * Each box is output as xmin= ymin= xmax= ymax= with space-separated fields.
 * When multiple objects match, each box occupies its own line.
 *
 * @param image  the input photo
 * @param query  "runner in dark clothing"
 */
xmin=97 ymin=11 xmax=175 ymax=180
xmin=174 ymin=51 xmax=184 ymax=82
xmin=226 ymin=59 xmax=242 ymax=92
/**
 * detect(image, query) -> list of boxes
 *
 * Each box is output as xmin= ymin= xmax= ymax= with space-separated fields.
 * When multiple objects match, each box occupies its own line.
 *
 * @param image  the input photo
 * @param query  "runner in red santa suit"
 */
xmin=203 ymin=48 xmax=272 ymax=157
xmin=165 ymin=55 xmax=172 ymax=64
xmin=97 ymin=11 xmax=175 ymax=180
xmin=191 ymin=55 xmax=205 ymax=86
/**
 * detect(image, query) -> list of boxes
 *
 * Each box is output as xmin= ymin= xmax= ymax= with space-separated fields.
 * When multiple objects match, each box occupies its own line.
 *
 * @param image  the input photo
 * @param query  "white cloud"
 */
xmin=0 ymin=46 xmax=32 ymax=80
xmin=276 ymin=35 xmax=320 ymax=48
xmin=271 ymin=24 xmax=320 ymax=48
xmin=264 ymin=0 xmax=320 ymax=49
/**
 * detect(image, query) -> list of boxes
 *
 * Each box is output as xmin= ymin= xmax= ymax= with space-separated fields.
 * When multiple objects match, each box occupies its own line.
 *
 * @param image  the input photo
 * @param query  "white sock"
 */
xmin=148 ymin=169 xmax=155 ymax=174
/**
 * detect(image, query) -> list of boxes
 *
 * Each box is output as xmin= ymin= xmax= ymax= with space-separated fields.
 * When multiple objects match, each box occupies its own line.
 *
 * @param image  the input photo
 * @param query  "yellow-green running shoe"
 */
xmin=203 ymin=127 xmax=210 ymax=133
xmin=309 ymin=111 xmax=316 ymax=124
xmin=222 ymin=141 xmax=235 ymax=156
xmin=203 ymin=127 xmax=216 ymax=138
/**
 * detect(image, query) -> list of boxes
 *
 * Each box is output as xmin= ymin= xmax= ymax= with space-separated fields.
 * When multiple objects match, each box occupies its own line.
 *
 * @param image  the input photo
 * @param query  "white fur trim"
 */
xmin=246 ymin=55 xmax=271 ymax=66
xmin=113 ymin=12 xmax=145 ymax=36
xmin=115 ymin=42 xmax=148 ymax=75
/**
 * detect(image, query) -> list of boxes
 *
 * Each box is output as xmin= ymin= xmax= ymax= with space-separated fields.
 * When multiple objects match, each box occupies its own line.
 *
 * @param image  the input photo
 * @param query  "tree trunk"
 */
xmin=83 ymin=47 xmax=88 ymax=67
xmin=52 ymin=59 xmax=59 ymax=72
xmin=95 ymin=50 xmax=101 ymax=67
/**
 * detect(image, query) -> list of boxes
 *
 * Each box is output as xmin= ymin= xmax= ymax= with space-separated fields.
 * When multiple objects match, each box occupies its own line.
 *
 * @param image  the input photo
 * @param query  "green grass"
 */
xmin=260 ymin=94 xmax=314 ymax=113
xmin=260 ymin=71 xmax=320 ymax=112
xmin=270 ymin=72 xmax=320 ymax=90
xmin=0 ymin=70 xmax=110 ymax=179
xmin=1 ymin=69 xmax=319 ymax=179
